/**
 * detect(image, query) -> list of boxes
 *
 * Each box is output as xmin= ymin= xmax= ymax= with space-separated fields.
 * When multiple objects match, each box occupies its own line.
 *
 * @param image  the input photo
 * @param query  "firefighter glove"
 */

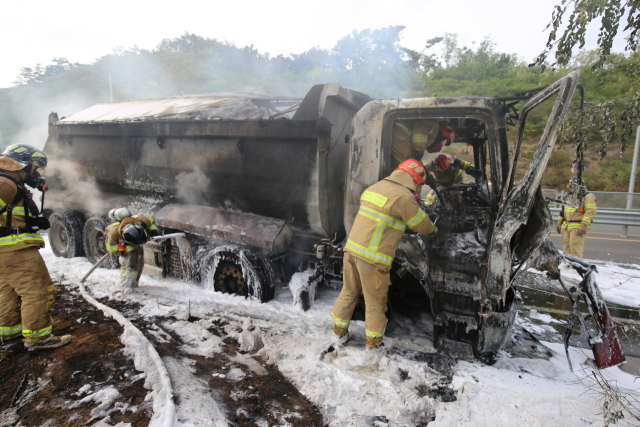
xmin=577 ymin=224 xmax=588 ymax=236
xmin=428 ymin=226 xmax=438 ymax=238
xmin=469 ymin=168 xmax=483 ymax=179
xmin=556 ymin=220 xmax=563 ymax=234
xmin=27 ymin=216 xmax=50 ymax=231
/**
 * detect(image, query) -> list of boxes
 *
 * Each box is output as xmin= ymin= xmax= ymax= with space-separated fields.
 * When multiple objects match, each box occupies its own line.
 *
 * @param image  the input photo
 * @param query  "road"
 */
xmin=548 ymin=223 xmax=640 ymax=264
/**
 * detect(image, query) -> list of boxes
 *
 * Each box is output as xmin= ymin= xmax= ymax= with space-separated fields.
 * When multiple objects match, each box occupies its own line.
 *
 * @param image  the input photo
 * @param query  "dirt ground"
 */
xmin=0 ymin=283 xmax=326 ymax=427
xmin=0 ymin=285 xmax=151 ymax=427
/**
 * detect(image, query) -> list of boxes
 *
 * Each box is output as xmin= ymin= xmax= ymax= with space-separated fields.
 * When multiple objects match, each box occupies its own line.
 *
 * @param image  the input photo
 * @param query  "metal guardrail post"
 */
xmin=622 ymin=125 xmax=640 ymax=237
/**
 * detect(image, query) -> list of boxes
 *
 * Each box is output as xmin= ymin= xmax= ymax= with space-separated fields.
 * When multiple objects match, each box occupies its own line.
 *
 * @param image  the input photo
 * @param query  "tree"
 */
xmin=535 ymin=0 xmax=640 ymax=70
xmin=13 ymin=58 xmax=79 ymax=85
xmin=156 ymin=32 xmax=225 ymax=53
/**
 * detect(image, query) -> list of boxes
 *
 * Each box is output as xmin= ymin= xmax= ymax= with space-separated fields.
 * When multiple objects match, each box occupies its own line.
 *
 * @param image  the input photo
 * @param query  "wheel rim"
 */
xmin=214 ymin=263 xmax=248 ymax=296
xmin=50 ymin=222 xmax=69 ymax=254
xmin=89 ymin=228 xmax=107 ymax=258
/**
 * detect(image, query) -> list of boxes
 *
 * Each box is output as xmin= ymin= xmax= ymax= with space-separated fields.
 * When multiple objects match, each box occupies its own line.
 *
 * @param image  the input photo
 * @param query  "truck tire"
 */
xmin=83 ymin=216 xmax=119 ymax=269
xmin=201 ymin=248 xmax=275 ymax=303
xmin=48 ymin=211 xmax=86 ymax=258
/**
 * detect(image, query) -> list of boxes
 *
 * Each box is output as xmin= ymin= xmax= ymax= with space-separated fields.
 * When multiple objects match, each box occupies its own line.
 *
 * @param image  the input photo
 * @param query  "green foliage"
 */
xmin=535 ymin=0 xmax=640 ymax=70
xmin=13 ymin=58 xmax=80 ymax=85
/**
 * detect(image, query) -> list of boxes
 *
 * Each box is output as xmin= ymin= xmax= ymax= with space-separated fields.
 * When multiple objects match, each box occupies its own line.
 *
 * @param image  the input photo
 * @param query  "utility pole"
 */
xmin=621 ymin=124 xmax=640 ymax=237
xmin=109 ymin=74 xmax=113 ymax=102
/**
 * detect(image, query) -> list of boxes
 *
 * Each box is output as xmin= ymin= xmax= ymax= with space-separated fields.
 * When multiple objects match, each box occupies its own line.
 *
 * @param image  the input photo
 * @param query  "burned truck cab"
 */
xmin=346 ymin=70 xmax=580 ymax=357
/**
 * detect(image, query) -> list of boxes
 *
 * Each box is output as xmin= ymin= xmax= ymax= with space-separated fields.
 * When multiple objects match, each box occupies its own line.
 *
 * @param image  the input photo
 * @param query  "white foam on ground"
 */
xmin=41 ymin=240 xmax=640 ymax=426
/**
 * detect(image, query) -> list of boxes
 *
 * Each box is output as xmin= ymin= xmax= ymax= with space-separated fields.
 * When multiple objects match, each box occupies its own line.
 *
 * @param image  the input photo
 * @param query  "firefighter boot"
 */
xmin=331 ymin=325 xmax=351 ymax=346
xmin=1 ymin=334 xmax=23 ymax=349
xmin=25 ymin=334 xmax=72 ymax=351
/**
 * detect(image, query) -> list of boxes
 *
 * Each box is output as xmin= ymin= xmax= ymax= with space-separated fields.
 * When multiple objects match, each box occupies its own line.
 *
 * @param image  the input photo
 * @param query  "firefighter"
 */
xmin=425 ymin=153 xmax=482 ymax=188
xmin=331 ymin=159 xmax=438 ymax=350
xmin=105 ymin=210 xmax=159 ymax=293
xmin=424 ymin=189 xmax=440 ymax=207
xmin=556 ymin=176 xmax=597 ymax=258
xmin=0 ymin=144 xmax=72 ymax=350
xmin=391 ymin=121 xmax=455 ymax=169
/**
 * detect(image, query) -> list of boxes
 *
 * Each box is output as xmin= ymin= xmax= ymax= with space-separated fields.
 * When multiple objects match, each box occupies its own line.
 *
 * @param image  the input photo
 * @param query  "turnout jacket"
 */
xmin=105 ymin=214 xmax=159 ymax=256
xmin=558 ymin=193 xmax=597 ymax=230
xmin=391 ymin=120 xmax=439 ymax=169
xmin=346 ymin=170 xmax=436 ymax=267
xmin=0 ymin=157 xmax=44 ymax=253
xmin=425 ymin=156 xmax=475 ymax=187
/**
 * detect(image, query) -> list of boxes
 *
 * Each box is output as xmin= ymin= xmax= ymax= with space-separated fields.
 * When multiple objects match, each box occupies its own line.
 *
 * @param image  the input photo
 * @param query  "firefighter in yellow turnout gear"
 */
xmin=556 ymin=177 xmax=597 ymax=259
xmin=331 ymin=160 xmax=438 ymax=349
xmin=391 ymin=121 xmax=456 ymax=169
xmin=105 ymin=209 xmax=159 ymax=293
xmin=0 ymin=144 xmax=72 ymax=350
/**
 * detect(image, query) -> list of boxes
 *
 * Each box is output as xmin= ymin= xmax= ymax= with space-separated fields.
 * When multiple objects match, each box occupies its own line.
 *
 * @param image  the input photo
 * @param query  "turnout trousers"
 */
xmin=331 ymin=252 xmax=391 ymax=347
xmin=119 ymin=247 xmax=144 ymax=290
xmin=562 ymin=229 xmax=587 ymax=259
xmin=0 ymin=247 xmax=56 ymax=344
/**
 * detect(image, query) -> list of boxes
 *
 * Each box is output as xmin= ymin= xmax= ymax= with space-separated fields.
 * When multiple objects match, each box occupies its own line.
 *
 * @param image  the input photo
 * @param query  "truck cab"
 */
xmin=344 ymin=70 xmax=580 ymax=357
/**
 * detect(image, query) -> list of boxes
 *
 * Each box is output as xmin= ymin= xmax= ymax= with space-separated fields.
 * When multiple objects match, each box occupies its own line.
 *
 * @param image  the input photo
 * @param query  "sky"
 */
xmin=0 ymin=0 xmax=629 ymax=89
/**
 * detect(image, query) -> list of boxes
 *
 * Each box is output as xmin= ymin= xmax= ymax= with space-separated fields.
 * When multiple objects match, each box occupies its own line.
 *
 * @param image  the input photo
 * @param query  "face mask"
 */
xmin=25 ymin=171 xmax=48 ymax=192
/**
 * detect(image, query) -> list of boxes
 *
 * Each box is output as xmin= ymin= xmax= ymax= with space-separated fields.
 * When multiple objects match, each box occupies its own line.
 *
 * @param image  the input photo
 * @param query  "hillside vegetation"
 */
xmin=1 ymin=29 xmax=639 ymax=192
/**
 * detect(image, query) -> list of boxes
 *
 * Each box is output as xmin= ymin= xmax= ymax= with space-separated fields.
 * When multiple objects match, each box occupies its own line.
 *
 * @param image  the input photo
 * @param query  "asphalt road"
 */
xmin=548 ymin=223 xmax=640 ymax=264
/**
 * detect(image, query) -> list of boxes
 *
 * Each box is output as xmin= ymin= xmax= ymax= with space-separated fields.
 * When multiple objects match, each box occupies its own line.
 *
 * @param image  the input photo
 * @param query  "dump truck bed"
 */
xmin=44 ymin=85 xmax=371 ymax=239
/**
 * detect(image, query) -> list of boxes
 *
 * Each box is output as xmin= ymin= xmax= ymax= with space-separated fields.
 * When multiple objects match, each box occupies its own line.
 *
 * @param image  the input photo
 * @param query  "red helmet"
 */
xmin=396 ymin=159 xmax=427 ymax=185
xmin=435 ymin=154 xmax=452 ymax=171
xmin=439 ymin=122 xmax=455 ymax=145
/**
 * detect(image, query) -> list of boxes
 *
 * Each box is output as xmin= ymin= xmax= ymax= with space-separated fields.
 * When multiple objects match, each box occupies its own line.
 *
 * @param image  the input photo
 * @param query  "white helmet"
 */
xmin=108 ymin=207 xmax=131 ymax=221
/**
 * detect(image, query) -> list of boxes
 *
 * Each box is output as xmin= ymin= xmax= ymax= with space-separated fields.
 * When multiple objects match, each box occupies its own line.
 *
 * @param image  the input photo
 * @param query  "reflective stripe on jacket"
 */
xmin=345 ymin=170 xmax=435 ymax=267
xmin=558 ymin=193 xmax=597 ymax=230
xmin=425 ymin=189 xmax=440 ymax=206
xmin=0 ymin=173 xmax=44 ymax=253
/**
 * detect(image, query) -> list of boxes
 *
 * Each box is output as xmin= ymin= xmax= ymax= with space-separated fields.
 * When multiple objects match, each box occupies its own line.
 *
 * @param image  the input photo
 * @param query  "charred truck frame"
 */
xmin=43 ymin=70 xmax=624 ymax=364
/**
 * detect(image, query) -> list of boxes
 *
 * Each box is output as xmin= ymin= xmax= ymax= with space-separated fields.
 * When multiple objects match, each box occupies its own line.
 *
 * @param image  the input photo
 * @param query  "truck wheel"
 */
xmin=83 ymin=217 xmax=119 ymax=269
xmin=48 ymin=211 xmax=85 ymax=258
xmin=215 ymin=263 xmax=249 ymax=297
xmin=202 ymin=248 xmax=275 ymax=303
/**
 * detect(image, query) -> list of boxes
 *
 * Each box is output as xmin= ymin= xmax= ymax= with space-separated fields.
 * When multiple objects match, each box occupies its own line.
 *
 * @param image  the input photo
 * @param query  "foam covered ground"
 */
xmin=41 ymin=242 xmax=640 ymax=426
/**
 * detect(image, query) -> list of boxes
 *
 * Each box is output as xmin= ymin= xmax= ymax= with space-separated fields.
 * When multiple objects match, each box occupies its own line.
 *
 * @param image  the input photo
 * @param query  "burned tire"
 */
xmin=201 ymin=248 xmax=275 ymax=303
xmin=48 ymin=211 xmax=85 ymax=258
xmin=83 ymin=216 xmax=119 ymax=269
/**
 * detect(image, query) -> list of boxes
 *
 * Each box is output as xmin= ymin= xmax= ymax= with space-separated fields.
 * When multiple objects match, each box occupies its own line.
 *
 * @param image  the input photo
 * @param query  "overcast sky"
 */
xmin=0 ymin=0 xmax=628 ymax=89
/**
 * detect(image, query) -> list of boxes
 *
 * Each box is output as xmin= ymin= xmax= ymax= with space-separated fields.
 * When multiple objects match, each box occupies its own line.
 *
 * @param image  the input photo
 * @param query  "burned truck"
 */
xmin=42 ymin=70 xmax=622 ymax=362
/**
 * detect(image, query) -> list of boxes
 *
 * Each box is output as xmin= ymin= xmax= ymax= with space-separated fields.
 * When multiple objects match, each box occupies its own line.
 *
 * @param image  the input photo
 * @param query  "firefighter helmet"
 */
xmin=395 ymin=159 xmax=427 ymax=185
xmin=566 ymin=176 xmax=587 ymax=194
xmin=121 ymin=223 xmax=149 ymax=246
xmin=109 ymin=207 xmax=132 ymax=221
xmin=435 ymin=154 xmax=453 ymax=171
xmin=2 ymin=144 xmax=47 ymax=168
xmin=439 ymin=122 xmax=455 ymax=145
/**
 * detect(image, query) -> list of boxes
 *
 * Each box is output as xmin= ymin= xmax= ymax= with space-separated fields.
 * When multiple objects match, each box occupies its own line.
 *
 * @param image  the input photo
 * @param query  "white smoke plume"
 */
xmin=175 ymin=167 xmax=211 ymax=206
xmin=46 ymin=159 xmax=103 ymax=214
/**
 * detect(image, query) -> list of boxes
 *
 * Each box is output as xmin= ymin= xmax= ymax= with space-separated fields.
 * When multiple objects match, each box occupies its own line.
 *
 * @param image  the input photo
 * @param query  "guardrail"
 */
xmin=543 ymin=189 xmax=640 ymax=227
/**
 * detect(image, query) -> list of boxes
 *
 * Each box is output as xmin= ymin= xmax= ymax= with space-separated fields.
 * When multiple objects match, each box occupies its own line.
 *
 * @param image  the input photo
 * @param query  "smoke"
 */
xmin=46 ymin=159 xmax=103 ymax=214
xmin=175 ymin=167 xmax=211 ymax=206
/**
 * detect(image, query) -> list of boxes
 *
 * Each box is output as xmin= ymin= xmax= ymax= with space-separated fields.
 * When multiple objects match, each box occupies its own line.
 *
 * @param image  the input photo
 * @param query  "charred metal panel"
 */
xmin=476 ymin=290 xmax=517 ymax=354
xmin=155 ymin=204 xmax=293 ymax=250
xmin=53 ymin=119 xmax=318 ymax=139
xmin=486 ymin=70 xmax=580 ymax=304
